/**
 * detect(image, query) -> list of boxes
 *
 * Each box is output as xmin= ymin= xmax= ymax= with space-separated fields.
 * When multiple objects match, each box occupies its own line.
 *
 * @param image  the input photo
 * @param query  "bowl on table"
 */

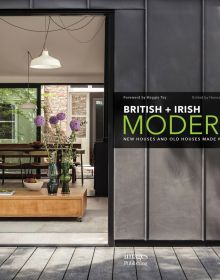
xmin=23 ymin=178 xmax=44 ymax=191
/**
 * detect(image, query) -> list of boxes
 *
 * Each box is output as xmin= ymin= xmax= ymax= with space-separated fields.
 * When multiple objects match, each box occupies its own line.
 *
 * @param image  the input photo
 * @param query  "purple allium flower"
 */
xmin=70 ymin=119 xmax=80 ymax=131
xmin=56 ymin=112 xmax=66 ymax=121
xmin=49 ymin=116 xmax=59 ymax=125
xmin=34 ymin=115 xmax=45 ymax=127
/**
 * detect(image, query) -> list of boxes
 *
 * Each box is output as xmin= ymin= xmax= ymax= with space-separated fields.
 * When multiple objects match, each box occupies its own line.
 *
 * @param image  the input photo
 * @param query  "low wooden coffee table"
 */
xmin=0 ymin=187 xmax=87 ymax=221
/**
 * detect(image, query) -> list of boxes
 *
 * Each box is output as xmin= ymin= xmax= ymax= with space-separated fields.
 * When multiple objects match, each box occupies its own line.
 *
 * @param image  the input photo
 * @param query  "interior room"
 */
xmin=0 ymin=15 xmax=108 ymax=245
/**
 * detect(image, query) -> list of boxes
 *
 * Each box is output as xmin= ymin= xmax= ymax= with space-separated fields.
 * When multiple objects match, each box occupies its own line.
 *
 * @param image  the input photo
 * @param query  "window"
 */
xmin=0 ymin=104 xmax=16 ymax=140
xmin=0 ymin=88 xmax=38 ymax=144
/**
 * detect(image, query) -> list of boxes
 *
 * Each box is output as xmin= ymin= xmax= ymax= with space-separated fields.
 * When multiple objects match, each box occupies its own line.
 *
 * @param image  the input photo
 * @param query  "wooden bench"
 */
xmin=0 ymin=187 xmax=87 ymax=221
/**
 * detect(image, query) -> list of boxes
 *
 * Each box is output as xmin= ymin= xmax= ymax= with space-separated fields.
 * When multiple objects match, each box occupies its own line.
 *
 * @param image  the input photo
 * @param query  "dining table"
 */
xmin=0 ymin=144 xmax=85 ymax=184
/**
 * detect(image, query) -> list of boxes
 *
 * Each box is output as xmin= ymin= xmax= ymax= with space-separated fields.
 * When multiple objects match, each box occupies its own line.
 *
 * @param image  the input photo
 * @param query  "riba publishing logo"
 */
xmin=124 ymin=253 xmax=148 ymax=266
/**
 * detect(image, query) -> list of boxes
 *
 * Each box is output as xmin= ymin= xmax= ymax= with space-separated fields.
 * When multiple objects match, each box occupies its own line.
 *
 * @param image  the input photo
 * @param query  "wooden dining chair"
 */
xmin=23 ymin=151 xmax=49 ymax=178
xmin=72 ymin=149 xmax=84 ymax=185
xmin=0 ymin=151 xmax=23 ymax=185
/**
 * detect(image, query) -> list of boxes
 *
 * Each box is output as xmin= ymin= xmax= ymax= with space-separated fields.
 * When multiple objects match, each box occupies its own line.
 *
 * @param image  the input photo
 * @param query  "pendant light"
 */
xmin=30 ymin=49 xmax=61 ymax=69
xmin=30 ymin=17 xmax=61 ymax=69
xmin=20 ymin=52 xmax=37 ymax=110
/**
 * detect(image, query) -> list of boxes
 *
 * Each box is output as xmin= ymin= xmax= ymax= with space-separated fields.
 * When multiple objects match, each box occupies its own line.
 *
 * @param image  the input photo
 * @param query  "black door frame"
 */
xmin=0 ymin=10 xmax=115 ymax=246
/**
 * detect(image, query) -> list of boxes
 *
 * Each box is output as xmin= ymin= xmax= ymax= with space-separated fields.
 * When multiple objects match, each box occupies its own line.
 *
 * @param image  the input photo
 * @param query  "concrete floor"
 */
xmin=0 ymin=179 xmax=108 ymax=245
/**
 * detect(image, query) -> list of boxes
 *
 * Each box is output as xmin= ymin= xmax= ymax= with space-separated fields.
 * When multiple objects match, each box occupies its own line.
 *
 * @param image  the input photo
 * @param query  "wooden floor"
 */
xmin=0 ymin=247 xmax=220 ymax=279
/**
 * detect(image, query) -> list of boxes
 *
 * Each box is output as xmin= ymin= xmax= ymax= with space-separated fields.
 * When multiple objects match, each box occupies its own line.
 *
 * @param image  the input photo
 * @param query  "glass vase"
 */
xmin=47 ymin=162 xmax=59 ymax=195
xmin=60 ymin=162 xmax=71 ymax=194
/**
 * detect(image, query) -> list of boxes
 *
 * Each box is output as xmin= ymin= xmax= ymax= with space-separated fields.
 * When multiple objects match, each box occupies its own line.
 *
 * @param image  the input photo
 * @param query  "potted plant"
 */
xmin=34 ymin=113 xmax=82 ymax=195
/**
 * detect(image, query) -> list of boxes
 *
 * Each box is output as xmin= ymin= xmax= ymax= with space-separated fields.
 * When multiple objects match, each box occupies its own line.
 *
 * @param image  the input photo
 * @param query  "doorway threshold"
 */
xmin=0 ymin=233 xmax=108 ymax=246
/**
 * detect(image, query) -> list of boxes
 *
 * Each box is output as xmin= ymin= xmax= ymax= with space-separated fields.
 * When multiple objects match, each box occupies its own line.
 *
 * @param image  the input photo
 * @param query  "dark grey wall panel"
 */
xmin=205 ymin=0 xmax=220 ymax=92
xmin=0 ymin=0 xmax=30 ymax=9
xmin=206 ymin=149 xmax=220 ymax=240
xmin=33 ymin=0 xmax=87 ymax=9
xmin=149 ymin=149 xmax=202 ymax=240
xmin=90 ymin=0 xmax=144 ymax=10
xmin=205 ymin=1 xmax=220 ymax=239
xmin=114 ymin=10 xmax=145 ymax=92
xmin=114 ymin=149 xmax=146 ymax=240
xmin=148 ymin=0 xmax=203 ymax=240
xmin=203 ymin=1 xmax=220 ymax=240
xmin=0 ymin=0 xmax=145 ymax=10
xmin=148 ymin=0 xmax=201 ymax=92
xmin=114 ymin=10 xmax=145 ymax=240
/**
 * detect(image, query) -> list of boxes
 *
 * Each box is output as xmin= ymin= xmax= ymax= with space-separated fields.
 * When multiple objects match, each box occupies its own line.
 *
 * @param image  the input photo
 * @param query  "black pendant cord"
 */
xmin=0 ymin=16 xmax=99 ymax=44
xmin=0 ymin=15 xmax=89 ymax=33
xmin=42 ymin=16 xmax=51 ymax=52
xmin=57 ymin=16 xmax=104 ymax=44
xmin=27 ymin=51 xmax=30 ymax=100
xmin=49 ymin=16 xmax=95 ymax=32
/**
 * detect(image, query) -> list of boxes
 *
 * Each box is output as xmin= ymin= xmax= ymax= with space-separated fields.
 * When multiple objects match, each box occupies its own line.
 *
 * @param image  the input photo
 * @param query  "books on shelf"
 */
xmin=0 ymin=189 xmax=15 ymax=196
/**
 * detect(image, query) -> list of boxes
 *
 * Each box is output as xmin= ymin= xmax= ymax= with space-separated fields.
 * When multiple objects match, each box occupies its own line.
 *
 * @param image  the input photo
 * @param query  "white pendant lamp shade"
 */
xmin=30 ymin=50 xmax=61 ymax=69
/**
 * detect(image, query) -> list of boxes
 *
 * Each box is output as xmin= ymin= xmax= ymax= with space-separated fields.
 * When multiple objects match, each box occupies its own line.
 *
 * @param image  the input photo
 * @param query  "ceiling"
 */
xmin=0 ymin=15 xmax=105 ymax=83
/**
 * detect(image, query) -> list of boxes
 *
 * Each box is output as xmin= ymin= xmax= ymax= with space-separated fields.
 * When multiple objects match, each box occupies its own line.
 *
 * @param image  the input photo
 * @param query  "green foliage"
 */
xmin=0 ymin=88 xmax=37 ymax=143
xmin=0 ymin=88 xmax=36 ymax=104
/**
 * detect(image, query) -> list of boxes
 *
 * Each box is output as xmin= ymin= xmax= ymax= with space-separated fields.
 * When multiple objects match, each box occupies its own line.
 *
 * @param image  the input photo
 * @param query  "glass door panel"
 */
xmin=0 ymin=88 xmax=37 ymax=144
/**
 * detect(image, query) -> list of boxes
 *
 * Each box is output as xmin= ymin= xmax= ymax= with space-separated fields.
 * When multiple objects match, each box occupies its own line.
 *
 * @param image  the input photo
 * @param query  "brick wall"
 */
xmin=72 ymin=95 xmax=87 ymax=138
xmin=42 ymin=85 xmax=87 ymax=141
xmin=42 ymin=85 xmax=69 ymax=142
